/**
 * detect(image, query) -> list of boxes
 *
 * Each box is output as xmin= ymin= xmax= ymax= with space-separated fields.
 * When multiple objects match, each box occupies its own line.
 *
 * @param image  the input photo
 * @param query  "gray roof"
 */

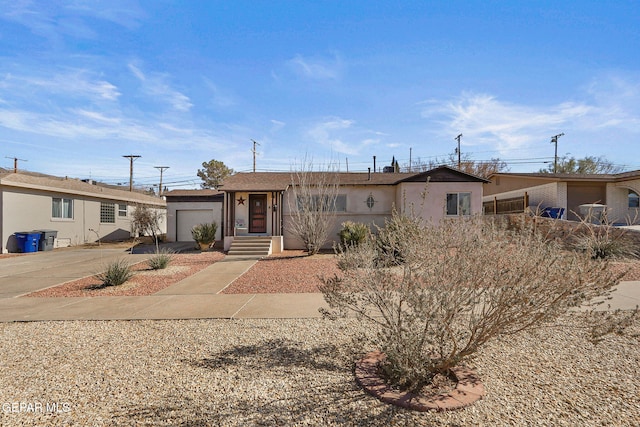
xmin=0 ymin=172 xmax=166 ymax=206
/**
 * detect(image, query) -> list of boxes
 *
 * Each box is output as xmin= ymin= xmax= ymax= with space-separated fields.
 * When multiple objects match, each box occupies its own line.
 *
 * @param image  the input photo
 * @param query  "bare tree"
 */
xmin=405 ymin=152 xmax=508 ymax=178
xmin=286 ymin=159 xmax=340 ymax=255
xmin=131 ymin=204 xmax=164 ymax=250
xmin=538 ymin=155 xmax=623 ymax=174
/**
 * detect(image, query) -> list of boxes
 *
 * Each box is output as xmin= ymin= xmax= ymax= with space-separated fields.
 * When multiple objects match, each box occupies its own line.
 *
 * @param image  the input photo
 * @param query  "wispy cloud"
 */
xmin=202 ymin=78 xmax=237 ymax=108
xmin=287 ymin=53 xmax=344 ymax=80
xmin=0 ymin=0 xmax=144 ymax=39
xmin=0 ymin=69 xmax=121 ymax=102
xmin=308 ymin=117 xmax=380 ymax=155
xmin=270 ymin=119 xmax=285 ymax=132
xmin=422 ymin=93 xmax=600 ymax=155
xmin=128 ymin=63 xmax=193 ymax=112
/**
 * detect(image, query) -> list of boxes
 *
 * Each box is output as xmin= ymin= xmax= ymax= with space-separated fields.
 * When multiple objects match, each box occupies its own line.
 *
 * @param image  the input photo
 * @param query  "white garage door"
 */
xmin=176 ymin=210 xmax=215 ymax=241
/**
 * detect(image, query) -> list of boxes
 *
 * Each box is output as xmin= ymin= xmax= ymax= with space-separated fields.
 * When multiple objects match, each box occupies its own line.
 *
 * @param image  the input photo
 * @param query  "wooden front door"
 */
xmin=249 ymin=194 xmax=267 ymax=233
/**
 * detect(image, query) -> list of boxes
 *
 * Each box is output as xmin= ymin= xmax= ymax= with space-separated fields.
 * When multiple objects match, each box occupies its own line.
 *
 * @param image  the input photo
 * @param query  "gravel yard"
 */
xmin=222 ymin=251 xmax=340 ymax=294
xmin=0 ymin=315 xmax=639 ymax=426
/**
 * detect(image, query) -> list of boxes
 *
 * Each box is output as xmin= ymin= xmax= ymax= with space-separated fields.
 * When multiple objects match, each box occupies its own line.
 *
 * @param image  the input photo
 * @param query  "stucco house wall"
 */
xmin=0 ymin=172 xmax=166 ymax=253
xmin=398 ymin=181 xmax=483 ymax=223
xmin=281 ymin=184 xmax=397 ymax=250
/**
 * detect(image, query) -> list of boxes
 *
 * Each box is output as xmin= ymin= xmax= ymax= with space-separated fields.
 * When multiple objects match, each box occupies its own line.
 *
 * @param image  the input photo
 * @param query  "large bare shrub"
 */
xmin=287 ymin=160 xmax=339 ymax=255
xmin=320 ymin=212 xmax=622 ymax=393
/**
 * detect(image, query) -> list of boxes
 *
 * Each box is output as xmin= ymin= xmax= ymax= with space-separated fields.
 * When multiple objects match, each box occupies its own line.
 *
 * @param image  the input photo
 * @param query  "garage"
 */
xmin=176 ymin=209 xmax=215 ymax=242
xmin=164 ymin=190 xmax=224 ymax=243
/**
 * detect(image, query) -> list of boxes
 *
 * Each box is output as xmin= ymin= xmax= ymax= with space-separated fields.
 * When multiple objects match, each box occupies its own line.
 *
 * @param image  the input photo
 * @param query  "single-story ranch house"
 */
xmin=218 ymin=166 xmax=488 ymax=254
xmin=483 ymin=171 xmax=640 ymax=223
xmin=0 ymin=171 xmax=166 ymax=253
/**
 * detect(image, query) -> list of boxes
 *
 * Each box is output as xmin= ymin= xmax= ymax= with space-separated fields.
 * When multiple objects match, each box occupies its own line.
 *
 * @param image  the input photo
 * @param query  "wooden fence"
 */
xmin=483 ymin=192 xmax=529 ymax=215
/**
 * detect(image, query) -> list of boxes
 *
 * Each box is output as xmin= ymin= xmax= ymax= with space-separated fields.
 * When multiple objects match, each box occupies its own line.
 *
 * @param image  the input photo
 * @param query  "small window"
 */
xmin=52 ymin=198 xmax=73 ymax=219
xmin=629 ymin=190 xmax=640 ymax=208
xmin=446 ymin=192 xmax=471 ymax=216
xmin=118 ymin=204 xmax=128 ymax=217
xmin=100 ymin=202 xmax=116 ymax=223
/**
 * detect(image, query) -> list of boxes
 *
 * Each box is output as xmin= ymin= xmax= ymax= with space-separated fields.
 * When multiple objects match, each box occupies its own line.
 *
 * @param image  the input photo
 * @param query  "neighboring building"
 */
xmin=218 ymin=166 xmax=488 ymax=252
xmin=483 ymin=171 xmax=640 ymax=223
xmin=0 ymin=171 xmax=166 ymax=253
xmin=164 ymin=189 xmax=224 ymax=242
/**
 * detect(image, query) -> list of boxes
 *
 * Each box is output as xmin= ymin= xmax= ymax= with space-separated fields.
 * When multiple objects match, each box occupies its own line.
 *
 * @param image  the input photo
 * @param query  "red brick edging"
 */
xmin=354 ymin=350 xmax=485 ymax=411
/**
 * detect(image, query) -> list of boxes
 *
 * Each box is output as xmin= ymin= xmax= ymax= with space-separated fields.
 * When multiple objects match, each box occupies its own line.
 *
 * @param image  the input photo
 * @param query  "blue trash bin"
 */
xmin=541 ymin=207 xmax=564 ymax=219
xmin=14 ymin=232 xmax=41 ymax=253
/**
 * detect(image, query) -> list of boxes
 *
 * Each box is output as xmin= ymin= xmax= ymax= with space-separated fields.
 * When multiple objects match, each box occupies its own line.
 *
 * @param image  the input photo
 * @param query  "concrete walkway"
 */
xmin=0 ymin=250 xmax=327 ymax=322
xmin=0 ymin=249 xmax=638 ymax=322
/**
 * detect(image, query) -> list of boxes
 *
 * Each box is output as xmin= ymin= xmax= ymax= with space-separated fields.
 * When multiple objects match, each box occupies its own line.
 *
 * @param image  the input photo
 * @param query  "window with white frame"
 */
xmin=118 ymin=204 xmax=128 ymax=217
xmin=52 ymin=197 xmax=73 ymax=219
xmin=100 ymin=202 xmax=116 ymax=223
xmin=446 ymin=192 xmax=471 ymax=216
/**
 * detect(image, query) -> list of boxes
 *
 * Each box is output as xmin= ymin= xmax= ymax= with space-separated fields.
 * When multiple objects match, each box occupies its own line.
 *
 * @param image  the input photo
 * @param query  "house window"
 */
xmin=52 ymin=198 xmax=73 ymax=219
xmin=629 ymin=191 xmax=640 ymax=208
xmin=446 ymin=192 xmax=471 ymax=216
xmin=100 ymin=202 xmax=116 ymax=223
xmin=297 ymin=195 xmax=347 ymax=212
xmin=118 ymin=204 xmax=128 ymax=217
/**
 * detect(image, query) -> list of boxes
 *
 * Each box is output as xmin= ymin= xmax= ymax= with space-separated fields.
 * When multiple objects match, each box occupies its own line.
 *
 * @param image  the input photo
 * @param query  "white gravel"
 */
xmin=1 ymin=314 xmax=639 ymax=426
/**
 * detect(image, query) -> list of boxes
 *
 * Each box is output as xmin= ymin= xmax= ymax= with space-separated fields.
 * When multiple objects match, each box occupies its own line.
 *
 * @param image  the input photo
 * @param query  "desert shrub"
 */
xmin=569 ymin=212 xmax=638 ymax=260
xmin=338 ymin=221 xmax=369 ymax=247
xmin=320 ymin=212 xmax=621 ymax=393
xmin=96 ymin=259 xmax=134 ymax=287
xmin=147 ymin=248 xmax=174 ymax=270
xmin=373 ymin=212 xmax=421 ymax=266
xmin=191 ymin=222 xmax=218 ymax=246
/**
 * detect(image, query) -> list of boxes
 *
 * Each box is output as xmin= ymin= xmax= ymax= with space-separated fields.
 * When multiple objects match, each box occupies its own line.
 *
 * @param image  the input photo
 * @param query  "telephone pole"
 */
xmin=454 ymin=134 xmax=463 ymax=169
xmin=5 ymin=156 xmax=27 ymax=173
xmin=154 ymin=166 xmax=169 ymax=196
xmin=251 ymin=139 xmax=260 ymax=172
xmin=122 ymin=155 xmax=141 ymax=192
xmin=550 ymin=133 xmax=565 ymax=173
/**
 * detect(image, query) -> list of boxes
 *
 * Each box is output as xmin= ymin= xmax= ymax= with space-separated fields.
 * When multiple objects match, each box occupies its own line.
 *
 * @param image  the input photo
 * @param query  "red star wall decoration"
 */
xmin=237 ymin=196 xmax=245 ymax=205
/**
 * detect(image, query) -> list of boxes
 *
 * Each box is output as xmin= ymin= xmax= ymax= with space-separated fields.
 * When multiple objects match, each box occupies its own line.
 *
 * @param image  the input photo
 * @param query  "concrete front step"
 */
xmin=228 ymin=236 xmax=272 ymax=256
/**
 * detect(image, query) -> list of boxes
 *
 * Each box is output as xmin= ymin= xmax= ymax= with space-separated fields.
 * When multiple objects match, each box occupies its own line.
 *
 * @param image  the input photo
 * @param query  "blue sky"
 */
xmin=0 ymin=1 xmax=638 ymax=189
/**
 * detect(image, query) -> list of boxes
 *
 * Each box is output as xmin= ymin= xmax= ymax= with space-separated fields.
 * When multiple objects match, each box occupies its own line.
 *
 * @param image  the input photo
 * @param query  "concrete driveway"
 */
xmin=0 ymin=248 xmax=151 ymax=298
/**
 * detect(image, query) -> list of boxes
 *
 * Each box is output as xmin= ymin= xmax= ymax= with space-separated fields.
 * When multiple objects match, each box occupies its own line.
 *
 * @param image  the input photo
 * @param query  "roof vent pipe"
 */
xmin=368 ymin=168 xmax=371 ymax=181
xmin=373 ymin=156 xmax=376 ymax=173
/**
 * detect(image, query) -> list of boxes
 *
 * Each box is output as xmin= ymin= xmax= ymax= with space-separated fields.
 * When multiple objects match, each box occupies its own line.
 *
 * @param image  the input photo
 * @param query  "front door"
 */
xmin=249 ymin=194 xmax=267 ymax=233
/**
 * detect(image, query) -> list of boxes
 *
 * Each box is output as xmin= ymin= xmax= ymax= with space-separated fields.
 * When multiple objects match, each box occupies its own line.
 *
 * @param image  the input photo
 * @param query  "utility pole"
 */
xmin=550 ymin=133 xmax=565 ymax=173
xmin=122 ymin=155 xmax=141 ymax=192
xmin=5 ymin=156 xmax=27 ymax=173
xmin=454 ymin=134 xmax=463 ymax=169
xmin=409 ymin=147 xmax=412 ymax=172
xmin=251 ymin=139 xmax=260 ymax=173
xmin=154 ymin=166 xmax=169 ymax=196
